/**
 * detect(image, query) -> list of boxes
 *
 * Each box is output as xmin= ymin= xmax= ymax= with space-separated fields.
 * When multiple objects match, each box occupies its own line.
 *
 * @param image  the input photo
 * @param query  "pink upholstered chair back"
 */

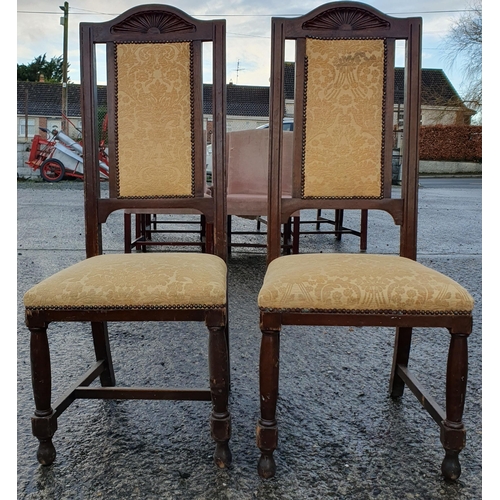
xmin=227 ymin=129 xmax=293 ymax=197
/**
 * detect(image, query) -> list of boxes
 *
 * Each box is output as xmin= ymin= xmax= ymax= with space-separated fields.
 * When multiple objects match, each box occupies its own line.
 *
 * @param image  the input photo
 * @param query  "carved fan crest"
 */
xmin=111 ymin=11 xmax=196 ymax=34
xmin=303 ymin=7 xmax=390 ymax=31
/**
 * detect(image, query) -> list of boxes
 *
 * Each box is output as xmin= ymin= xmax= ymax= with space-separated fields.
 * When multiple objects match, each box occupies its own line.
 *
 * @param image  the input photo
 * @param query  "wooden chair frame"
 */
xmin=257 ymin=1 xmax=473 ymax=480
xmin=124 ymin=211 xmax=208 ymax=253
xmin=293 ymin=208 xmax=368 ymax=252
xmin=26 ymin=5 xmax=231 ymax=469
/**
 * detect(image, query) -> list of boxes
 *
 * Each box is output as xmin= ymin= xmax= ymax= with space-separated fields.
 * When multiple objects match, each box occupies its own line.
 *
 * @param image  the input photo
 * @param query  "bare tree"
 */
xmin=443 ymin=0 xmax=482 ymax=120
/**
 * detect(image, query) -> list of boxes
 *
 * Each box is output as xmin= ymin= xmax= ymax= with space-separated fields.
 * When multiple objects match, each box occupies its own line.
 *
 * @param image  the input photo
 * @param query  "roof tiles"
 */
xmin=17 ymin=66 xmax=465 ymax=118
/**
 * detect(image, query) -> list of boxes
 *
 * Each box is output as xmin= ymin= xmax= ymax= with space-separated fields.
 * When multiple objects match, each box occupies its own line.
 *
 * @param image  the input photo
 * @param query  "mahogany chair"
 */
xmin=24 ymin=5 xmax=231 ymax=469
xmin=256 ymin=2 xmax=474 ymax=481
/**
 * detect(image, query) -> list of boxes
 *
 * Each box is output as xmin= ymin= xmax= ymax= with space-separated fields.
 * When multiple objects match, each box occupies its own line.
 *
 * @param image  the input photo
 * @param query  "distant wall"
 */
xmin=419 ymin=160 xmax=481 ymax=175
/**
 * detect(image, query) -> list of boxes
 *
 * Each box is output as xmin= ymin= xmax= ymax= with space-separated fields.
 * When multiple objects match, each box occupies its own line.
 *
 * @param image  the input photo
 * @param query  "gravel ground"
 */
xmin=16 ymin=178 xmax=482 ymax=499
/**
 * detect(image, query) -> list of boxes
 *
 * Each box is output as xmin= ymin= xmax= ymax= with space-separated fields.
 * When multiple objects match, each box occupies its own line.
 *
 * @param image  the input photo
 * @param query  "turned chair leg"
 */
xmin=208 ymin=323 xmax=232 ymax=468
xmin=30 ymin=326 xmax=57 ymax=465
xmin=441 ymin=333 xmax=468 ymax=481
xmin=256 ymin=329 xmax=280 ymax=478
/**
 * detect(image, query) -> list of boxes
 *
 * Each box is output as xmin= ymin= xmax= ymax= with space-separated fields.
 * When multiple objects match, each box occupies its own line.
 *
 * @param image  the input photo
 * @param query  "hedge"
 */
xmin=419 ymin=125 xmax=482 ymax=163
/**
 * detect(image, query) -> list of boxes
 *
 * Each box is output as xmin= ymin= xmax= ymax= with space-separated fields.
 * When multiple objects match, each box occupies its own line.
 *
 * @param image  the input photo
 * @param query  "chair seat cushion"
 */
xmin=24 ymin=253 xmax=227 ymax=310
xmin=258 ymin=254 xmax=474 ymax=315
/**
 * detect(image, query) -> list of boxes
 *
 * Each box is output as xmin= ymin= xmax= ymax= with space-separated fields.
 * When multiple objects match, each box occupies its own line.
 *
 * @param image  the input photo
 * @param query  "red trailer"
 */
xmin=25 ymin=127 xmax=109 ymax=182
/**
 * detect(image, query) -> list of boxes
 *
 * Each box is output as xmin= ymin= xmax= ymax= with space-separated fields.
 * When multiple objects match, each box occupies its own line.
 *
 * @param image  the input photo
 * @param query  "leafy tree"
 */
xmin=17 ymin=54 xmax=69 ymax=83
xmin=443 ymin=0 xmax=482 ymax=119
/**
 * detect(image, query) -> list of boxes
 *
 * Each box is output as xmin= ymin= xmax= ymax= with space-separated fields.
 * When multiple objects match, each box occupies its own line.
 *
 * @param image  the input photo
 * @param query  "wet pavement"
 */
xmin=17 ymin=177 xmax=482 ymax=499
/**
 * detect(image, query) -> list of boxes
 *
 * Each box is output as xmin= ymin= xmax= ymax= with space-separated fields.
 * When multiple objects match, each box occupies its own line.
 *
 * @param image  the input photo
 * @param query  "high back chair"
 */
xmin=24 ymin=5 xmax=231 ymax=469
xmin=256 ymin=2 xmax=474 ymax=480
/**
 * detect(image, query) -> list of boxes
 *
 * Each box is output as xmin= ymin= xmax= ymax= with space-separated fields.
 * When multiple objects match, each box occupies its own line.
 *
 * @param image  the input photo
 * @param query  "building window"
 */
xmin=398 ymin=110 xmax=404 ymax=128
xmin=19 ymin=118 xmax=35 ymax=137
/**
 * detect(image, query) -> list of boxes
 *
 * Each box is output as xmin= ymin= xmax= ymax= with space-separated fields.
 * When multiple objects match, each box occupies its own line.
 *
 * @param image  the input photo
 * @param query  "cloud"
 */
xmin=17 ymin=0 xmax=472 ymax=94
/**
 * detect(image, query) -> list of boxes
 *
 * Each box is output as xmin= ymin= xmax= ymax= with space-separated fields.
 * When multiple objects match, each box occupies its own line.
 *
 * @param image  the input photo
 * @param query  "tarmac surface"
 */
xmin=17 ymin=177 xmax=482 ymax=499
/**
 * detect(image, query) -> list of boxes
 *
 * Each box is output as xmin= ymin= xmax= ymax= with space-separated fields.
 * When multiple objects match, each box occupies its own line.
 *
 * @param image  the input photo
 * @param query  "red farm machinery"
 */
xmin=26 ymin=121 xmax=109 ymax=182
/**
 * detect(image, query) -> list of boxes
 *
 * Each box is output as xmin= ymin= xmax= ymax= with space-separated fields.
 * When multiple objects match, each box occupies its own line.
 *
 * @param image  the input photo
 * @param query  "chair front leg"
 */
xmin=257 ymin=327 xmax=280 ymax=479
xmin=441 ymin=332 xmax=468 ymax=481
xmin=30 ymin=326 xmax=57 ymax=465
xmin=208 ymin=321 xmax=232 ymax=468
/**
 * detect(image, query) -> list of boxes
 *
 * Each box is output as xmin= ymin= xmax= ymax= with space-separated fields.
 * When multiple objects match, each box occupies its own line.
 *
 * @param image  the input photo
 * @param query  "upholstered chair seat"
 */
xmin=258 ymin=254 xmax=474 ymax=314
xmin=24 ymin=254 xmax=227 ymax=311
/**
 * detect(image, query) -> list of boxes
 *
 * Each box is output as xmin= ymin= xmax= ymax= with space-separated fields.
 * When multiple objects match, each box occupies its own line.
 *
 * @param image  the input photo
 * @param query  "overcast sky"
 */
xmin=17 ymin=1 xmax=480 ymax=97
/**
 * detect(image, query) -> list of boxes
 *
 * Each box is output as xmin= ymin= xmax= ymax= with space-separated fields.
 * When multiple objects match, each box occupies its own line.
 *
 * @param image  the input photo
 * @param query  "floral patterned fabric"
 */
xmin=258 ymin=254 xmax=474 ymax=314
xmin=303 ymin=38 xmax=385 ymax=198
xmin=24 ymin=254 xmax=227 ymax=310
xmin=116 ymin=42 xmax=193 ymax=198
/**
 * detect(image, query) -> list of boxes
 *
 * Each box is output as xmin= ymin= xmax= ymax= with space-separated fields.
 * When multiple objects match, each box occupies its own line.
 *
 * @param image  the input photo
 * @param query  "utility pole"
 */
xmin=60 ymin=2 xmax=69 ymax=134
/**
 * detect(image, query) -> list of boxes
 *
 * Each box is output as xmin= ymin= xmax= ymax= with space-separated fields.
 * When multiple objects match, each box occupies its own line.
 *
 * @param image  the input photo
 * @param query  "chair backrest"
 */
xmin=227 ymin=129 xmax=293 ymax=197
xmin=267 ymin=1 xmax=421 ymax=262
xmin=80 ymin=5 xmax=227 ymax=259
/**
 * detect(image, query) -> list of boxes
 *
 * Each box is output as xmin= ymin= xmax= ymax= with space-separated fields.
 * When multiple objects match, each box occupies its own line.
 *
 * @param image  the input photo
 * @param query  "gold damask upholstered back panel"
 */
xmin=302 ymin=38 xmax=385 ymax=199
xmin=116 ymin=42 xmax=194 ymax=198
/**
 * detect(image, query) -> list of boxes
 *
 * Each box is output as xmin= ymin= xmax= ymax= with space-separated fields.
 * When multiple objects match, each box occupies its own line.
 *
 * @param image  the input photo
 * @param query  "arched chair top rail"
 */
xmin=278 ymin=1 xmax=421 ymax=39
xmin=81 ymin=4 xmax=223 ymax=43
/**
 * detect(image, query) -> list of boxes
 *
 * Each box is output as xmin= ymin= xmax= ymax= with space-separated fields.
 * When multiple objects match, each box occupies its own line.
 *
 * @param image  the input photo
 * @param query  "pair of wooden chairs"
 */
xmin=24 ymin=2 xmax=474 ymax=481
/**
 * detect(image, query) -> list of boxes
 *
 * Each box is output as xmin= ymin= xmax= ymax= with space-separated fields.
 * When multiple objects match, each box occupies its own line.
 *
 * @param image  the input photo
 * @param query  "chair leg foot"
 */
xmin=213 ymin=440 xmax=232 ymax=469
xmin=257 ymin=450 xmax=276 ymax=479
xmin=211 ymin=412 xmax=232 ymax=468
xmin=36 ymin=437 xmax=56 ymax=466
xmin=440 ymin=333 xmax=468 ymax=480
xmin=256 ymin=420 xmax=278 ymax=478
xmin=441 ymin=449 xmax=461 ymax=481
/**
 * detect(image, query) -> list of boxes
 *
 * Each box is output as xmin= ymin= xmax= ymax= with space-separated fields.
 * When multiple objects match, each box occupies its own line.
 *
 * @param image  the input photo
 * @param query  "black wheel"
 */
xmin=40 ymin=159 xmax=65 ymax=182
